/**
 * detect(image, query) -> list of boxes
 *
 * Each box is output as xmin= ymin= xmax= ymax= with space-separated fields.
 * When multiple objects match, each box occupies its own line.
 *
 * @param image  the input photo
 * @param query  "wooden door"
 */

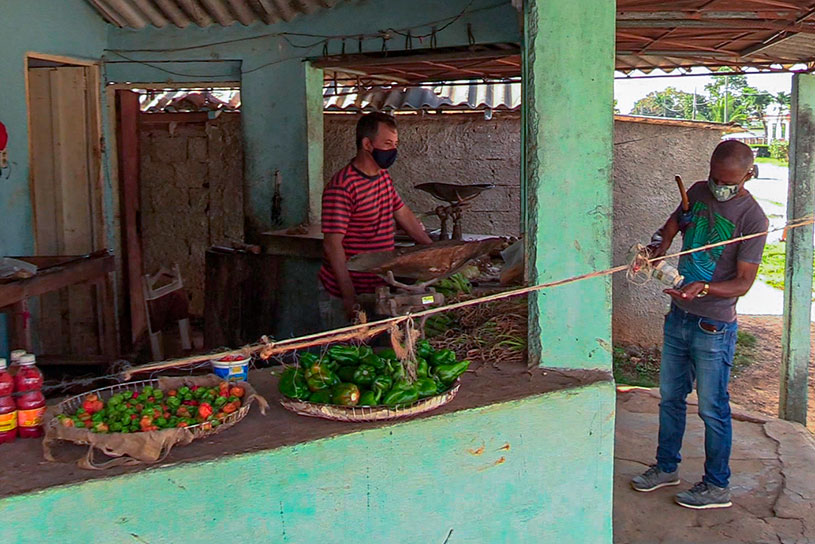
xmin=28 ymin=66 xmax=105 ymax=355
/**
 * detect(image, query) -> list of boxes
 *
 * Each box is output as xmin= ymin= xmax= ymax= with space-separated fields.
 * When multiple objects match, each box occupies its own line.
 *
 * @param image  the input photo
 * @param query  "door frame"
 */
xmin=24 ymin=52 xmax=106 ymax=254
xmin=23 ymin=52 xmax=117 ymax=356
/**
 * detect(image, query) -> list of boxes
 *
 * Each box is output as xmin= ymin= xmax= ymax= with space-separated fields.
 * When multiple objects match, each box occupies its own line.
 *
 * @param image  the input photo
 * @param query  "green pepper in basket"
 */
xmin=305 ymin=366 xmax=339 ymax=392
xmin=372 ymin=375 xmax=392 ymax=397
xmin=382 ymin=387 xmax=419 ymax=406
xmin=416 ymin=357 xmax=429 ymax=379
xmin=358 ymin=390 xmax=379 ymax=406
xmin=434 ymin=360 xmax=471 ymax=385
xmin=278 ymin=368 xmax=310 ymax=399
xmin=378 ymin=348 xmax=397 ymax=361
xmin=299 ymin=352 xmax=319 ymax=367
xmin=352 ymin=364 xmax=376 ymax=387
xmin=328 ymin=345 xmax=360 ymax=366
xmin=388 ymin=360 xmax=407 ymax=382
xmin=309 ymin=390 xmax=333 ymax=404
xmin=430 ymin=349 xmax=457 ymax=367
xmin=415 ymin=377 xmax=438 ymax=398
xmin=332 ymin=383 xmax=360 ymax=406
xmin=357 ymin=345 xmax=374 ymax=360
xmin=336 ymin=366 xmax=357 ymax=383
xmin=416 ymin=339 xmax=434 ymax=360
xmin=361 ymin=352 xmax=386 ymax=372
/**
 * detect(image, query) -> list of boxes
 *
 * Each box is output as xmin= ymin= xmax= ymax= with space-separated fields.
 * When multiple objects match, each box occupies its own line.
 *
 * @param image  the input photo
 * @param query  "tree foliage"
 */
xmin=628 ymin=73 xmax=789 ymax=135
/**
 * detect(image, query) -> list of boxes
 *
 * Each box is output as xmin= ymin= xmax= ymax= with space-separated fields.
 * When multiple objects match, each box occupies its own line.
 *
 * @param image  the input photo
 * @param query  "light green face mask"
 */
xmin=707 ymin=178 xmax=741 ymax=202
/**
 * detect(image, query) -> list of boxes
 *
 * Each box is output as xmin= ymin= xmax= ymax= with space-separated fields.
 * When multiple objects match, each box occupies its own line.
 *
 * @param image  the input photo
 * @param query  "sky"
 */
xmin=614 ymin=67 xmax=794 ymax=115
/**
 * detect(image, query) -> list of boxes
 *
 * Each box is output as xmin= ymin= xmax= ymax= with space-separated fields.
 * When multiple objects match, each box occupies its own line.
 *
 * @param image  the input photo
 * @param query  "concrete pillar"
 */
xmin=522 ymin=0 xmax=615 ymax=369
xmin=780 ymin=73 xmax=815 ymax=424
xmin=305 ymin=62 xmax=325 ymax=225
xmin=241 ymin=60 xmax=321 ymax=239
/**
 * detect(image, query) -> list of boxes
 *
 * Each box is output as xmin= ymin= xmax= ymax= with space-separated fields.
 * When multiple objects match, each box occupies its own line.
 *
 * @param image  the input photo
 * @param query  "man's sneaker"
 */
xmin=675 ymin=481 xmax=732 ymax=509
xmin=630 ymin=465 xmax=680 ymax=492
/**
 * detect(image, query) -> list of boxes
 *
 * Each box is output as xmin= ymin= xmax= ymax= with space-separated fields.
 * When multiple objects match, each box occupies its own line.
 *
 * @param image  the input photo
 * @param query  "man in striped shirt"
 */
xmin=319 ymin=112 xmax=432 ymax=329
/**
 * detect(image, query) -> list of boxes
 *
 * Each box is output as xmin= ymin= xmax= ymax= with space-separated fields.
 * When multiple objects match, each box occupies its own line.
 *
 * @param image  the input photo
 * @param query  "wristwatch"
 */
xmin=697 ymin=283 xmax=710 ymax=298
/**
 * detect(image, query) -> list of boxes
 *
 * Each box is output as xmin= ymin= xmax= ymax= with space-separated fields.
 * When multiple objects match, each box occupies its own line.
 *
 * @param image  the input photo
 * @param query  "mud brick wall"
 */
xmin=139 ymin=113 xmax=244 ymax=316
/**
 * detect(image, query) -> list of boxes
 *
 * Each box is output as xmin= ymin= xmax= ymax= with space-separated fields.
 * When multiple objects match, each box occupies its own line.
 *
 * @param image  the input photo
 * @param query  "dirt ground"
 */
xmin=731 ymin=315 xmax=815 ymax=432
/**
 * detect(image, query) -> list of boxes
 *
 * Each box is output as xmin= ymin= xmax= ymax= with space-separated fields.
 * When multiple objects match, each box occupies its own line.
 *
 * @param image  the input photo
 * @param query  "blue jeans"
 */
xmin=656 ymin=305 xmax=738 ymax=488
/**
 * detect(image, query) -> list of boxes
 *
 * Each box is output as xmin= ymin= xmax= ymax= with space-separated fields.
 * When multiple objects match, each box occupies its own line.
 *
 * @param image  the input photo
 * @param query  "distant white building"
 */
xmin=765 ymin=103 xmax=790 ymax=143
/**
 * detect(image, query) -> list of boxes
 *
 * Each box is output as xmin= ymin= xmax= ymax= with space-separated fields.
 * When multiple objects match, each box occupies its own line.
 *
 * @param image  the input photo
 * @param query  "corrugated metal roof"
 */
xmin=324 ymin=81 xmax=521 ymax=112
xmin=86 ymin=0 xmax=341 ymax=29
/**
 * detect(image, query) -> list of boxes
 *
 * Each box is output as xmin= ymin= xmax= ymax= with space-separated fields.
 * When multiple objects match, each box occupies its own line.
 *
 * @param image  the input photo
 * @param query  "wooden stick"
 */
xmin=675 ymin=175 xmax=690 ymax=213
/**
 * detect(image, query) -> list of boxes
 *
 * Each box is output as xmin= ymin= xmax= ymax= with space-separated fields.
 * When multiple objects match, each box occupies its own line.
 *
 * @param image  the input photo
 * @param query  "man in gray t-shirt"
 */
xmin=630 ymin=140 xmax=768 ymax=510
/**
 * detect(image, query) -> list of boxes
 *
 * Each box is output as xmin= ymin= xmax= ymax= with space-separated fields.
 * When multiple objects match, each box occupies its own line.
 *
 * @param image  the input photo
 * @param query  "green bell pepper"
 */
xmin=278 ymin=368 xmax=310 ymax=399
xmin=415 ymin=377 xmax=438 ymax=398
xmin=382 ymin=387 xmax=419 ymax=406
xmin=332 ymin=383 xmax=361 ymax=406
xmin=388 ymin=360 xmax=407 ymax=381
xmin=416 ymin=339 xmax=434 ymax=360
xmin=336 ymin=366 xmax=357 ymax=383
xmin=306 ymin=367 xmax=339 ymax=392
xmin=308 ymin=390 xmax=333 ymax=404
xmin=328 ymin=345 xmax=360 ymax=366
xmin=416 ymin=357 xmax=429 ymax=379
xmin=372 ymin=375 xmax=392 ymax=397
xmin=378 ymin=348 xmax=397 ymax=361
xmin=434 ymin=360 xmax=471 ymax=385
xmin=357 ymin=345 xmax=374 ymax=360
xmin=390 ymin=379 xmax=413 ymax=392
xmin=299 ymin=352 xmax=319 ymax=367
xmin=361 ymin=352 xmax=386 ymax=371
xmin=429 ymin=349 xmax=457 ymax=367
xmin=358 ymin=390 xmax=379 ymax=406
xmin=352 ymin=364 xmax=376 ymax=387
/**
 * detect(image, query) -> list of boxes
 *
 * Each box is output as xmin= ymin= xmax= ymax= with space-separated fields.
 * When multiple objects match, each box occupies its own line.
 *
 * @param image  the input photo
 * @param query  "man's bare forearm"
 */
xmin=323 ymin=236 xmax=356 ymax=302
xmin=395 ymin=207 xmax=432 ymax=245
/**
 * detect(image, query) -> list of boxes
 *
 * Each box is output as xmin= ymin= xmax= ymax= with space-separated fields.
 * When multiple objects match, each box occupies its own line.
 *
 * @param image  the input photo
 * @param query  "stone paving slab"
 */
xmin=614 ymin=388 xmax=815 ymax=544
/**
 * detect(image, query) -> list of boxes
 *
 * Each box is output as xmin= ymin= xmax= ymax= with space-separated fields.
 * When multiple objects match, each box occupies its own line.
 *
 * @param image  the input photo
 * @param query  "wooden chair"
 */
xmin=142 ymin=265 xmax=191 ymax=361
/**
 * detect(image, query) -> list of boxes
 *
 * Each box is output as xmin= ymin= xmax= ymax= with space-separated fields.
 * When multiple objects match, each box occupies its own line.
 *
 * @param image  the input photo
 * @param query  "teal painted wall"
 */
xmin=0 ymin=381 xmax=615 ymax=543
xmin=0 ymin=0 xmax=110 ymax=358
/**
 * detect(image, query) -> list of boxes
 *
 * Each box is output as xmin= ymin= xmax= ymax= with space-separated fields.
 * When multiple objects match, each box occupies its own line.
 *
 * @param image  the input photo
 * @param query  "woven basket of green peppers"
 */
xmin=277 ymin=340 xmax=469 ymax=422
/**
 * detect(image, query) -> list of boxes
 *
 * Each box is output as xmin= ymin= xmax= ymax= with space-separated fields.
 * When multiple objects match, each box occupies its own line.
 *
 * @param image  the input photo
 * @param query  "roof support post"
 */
xmin=780 ymin=73 xmax=815 ymax=425
xmin=522 ymin=0 xmax=615 ymax=369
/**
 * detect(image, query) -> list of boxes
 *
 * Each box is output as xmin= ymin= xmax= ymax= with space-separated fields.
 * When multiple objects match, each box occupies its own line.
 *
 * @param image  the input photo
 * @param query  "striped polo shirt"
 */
xmin=319 ymin=163 xmax=404 ymax=297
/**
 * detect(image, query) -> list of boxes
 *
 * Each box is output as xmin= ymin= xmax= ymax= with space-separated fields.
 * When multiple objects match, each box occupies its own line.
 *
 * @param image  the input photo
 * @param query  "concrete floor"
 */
xmin=614 ymin=388 xmax=815 ymax=544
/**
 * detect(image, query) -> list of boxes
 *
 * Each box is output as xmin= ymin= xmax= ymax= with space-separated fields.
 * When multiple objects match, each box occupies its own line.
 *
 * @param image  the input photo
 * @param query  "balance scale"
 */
xmin=348 ymin=239 xmax=504 ymax=317
xmin=415 ymin=182 xmax=494 ymax=241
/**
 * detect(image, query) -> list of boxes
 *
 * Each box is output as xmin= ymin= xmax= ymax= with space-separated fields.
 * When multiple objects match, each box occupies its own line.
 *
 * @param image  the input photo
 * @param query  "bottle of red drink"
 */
xmin=0 ymin=358 xmax=17 ymax=444
xmin=15 ymin=354 xmax=45 ymax=438
xmin=8 ymin=350 xmax=26 ymax=378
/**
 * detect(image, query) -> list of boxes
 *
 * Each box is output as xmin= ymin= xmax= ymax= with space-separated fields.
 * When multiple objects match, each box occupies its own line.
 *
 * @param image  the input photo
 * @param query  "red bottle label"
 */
xmin=0 ymin=411 xmax=17 ymax=432
xmin=18 ymin=407 xmax=45 ymax=427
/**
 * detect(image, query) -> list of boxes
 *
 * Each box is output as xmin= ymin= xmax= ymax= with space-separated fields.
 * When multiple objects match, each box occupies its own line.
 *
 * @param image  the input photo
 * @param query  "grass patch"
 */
xmin=754 ymin=157 xmax=789 ymax=167
xmin=733 ymin=330 xmax=758 ymax=374
xmin=759 ymin=241 xmax=815 ymax=296
xmin=613 ymin=345 xmax=660 ymax=388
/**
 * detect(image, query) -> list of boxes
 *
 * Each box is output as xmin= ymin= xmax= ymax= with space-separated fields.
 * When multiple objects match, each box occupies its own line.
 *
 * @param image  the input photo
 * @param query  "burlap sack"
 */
xmin=43 ymin=374 xmax=268 ymax=470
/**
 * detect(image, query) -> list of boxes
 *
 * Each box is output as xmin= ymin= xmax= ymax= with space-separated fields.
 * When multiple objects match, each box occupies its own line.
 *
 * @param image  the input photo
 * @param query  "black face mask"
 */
xmin=371 ymin=147 xmax=398 ymax=169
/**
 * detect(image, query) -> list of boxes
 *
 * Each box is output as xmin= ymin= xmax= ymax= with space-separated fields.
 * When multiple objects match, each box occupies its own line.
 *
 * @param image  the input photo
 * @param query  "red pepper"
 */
xmin=132 ymin=392 xmax=139 ymax=399
xmin=197 ymin=403 xmax=213 ymax=419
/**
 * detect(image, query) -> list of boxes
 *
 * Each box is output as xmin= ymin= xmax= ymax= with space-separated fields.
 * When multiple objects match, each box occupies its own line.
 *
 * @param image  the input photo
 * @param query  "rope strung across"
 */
xmin=120 ymin=214 xmax=815 ymax=381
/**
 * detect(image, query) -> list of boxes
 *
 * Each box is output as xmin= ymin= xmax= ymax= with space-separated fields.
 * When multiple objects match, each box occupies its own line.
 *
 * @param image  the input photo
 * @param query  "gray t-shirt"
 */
xmin=672 ymin=181 xmax=769 ymax=322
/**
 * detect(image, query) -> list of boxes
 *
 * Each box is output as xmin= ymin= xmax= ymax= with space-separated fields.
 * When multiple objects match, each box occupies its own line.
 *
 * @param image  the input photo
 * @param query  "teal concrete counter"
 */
xmin=0 ymin=366 xmax=614 ymax=543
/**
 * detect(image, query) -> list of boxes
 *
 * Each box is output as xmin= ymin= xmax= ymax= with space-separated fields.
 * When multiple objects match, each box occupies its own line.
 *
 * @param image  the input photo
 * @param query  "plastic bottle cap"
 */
xmin=18 ymin=354 xmax=36 ymax=366
xmin=10 ymin=350 xmax=26 ymax=363
xmin=0 ymin=358 xmax=6 ymax=370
